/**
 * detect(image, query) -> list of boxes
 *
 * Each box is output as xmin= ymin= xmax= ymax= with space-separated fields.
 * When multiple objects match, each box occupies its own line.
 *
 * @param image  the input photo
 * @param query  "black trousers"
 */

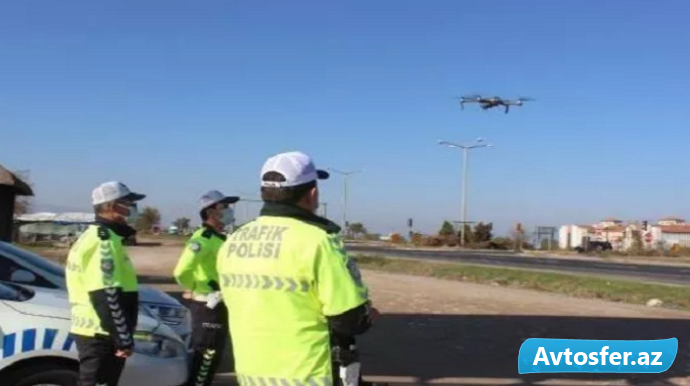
xmin=74 ymin=334 xmax=127 ymax=386
xmin=186 ymin=300 xmax=230 ymax=386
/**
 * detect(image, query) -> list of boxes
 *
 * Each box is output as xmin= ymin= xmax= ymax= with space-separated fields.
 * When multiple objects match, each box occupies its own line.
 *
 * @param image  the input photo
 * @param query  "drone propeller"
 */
xmin=517 ymin=97 xmax=535 ymax=102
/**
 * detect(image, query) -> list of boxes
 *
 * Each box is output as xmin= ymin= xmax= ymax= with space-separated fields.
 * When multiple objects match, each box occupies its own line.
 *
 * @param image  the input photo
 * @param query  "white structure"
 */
xmin=591 ymin=218 xmax=626 ymax=249
xmin=649 ymin=219 xmax=690 ymax=248
xmin=657 ymin=217 xmax=686 ymax=226
xmin=15 ymin=212 xmax=95 ymax=223
xmin=559 ymin=219 xmax=626 ymax=249
xmin=569 ymin=217 xmax=690 ymax=251
xmin=14 ymin=212 xmax=96 ymax=243
xmin=558 ymin=224 xmax=594 ymax=249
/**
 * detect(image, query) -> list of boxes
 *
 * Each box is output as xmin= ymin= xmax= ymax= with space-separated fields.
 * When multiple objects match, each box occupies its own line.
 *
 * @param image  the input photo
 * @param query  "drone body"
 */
xmin=457 ymin=95 xmax=534 ymax=114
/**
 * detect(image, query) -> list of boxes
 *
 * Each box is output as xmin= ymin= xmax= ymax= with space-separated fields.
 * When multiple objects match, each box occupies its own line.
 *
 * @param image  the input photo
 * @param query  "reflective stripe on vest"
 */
xmin=237 ymin=374 xmax=333 ymax=386
xmin=221 ymin=274 xmax=310 ymax=292
xmin=219 ymin=215 xmax=369 ymax=382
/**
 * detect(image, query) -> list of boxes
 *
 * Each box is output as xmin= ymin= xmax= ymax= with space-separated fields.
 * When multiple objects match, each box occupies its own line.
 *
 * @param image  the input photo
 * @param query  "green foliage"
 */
xmin=349 ymin=222 xmax=368 ymax=237
xmin=410 ymin=232 xmax=424 ymax=246
xmin=472 ymin=222 xmax=493 ymax=243
xmin=438 ymin=221 xmax=455 ymax=237
xmin=457 ymin=224 xmax=472 ymax=244
xmin=353 ymin=255 xmax=690 ymax=310
xmin=539 ymin=238 xmax=555 ymax=250
xmin=135 ymin=206 xmax=161 ymax=233
xmin=364 ymin=233 xmax=381 ymax=241
xmin=173 ymin=217 xmax=191 ymax=231
xmin=631 ymin=230 xmax=644 ymax=253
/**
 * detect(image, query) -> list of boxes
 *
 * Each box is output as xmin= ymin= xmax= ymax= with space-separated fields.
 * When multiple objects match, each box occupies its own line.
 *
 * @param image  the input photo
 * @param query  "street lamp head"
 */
xmin=328 ymin=167 xmax=364 ymax=176
xmin=476 ymin=137 xmax=484 ymax=143
xmin=438 ymin=140 xmax=460 ymax=149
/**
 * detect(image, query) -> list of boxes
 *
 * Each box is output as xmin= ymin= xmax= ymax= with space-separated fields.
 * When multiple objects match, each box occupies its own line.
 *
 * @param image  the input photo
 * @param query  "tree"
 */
xmin=457 ymin=224 xmax=473 ymax=244
xmin=438 ymin=221 xmax=455 ymax=237
xmin=630 ymin=230 xmax=644 ymax=252
xmin=135 ymin=206 xmax=161 ymax=233
xmin=348 ymin=222 xmax=368 ymax=238
xmin=173 ymin=217 xmax=191 ymax=232
xmin=12 ymin=170 xmax=33 ymax=216
xmin=472 ymin=222 xmax=494 ymax=243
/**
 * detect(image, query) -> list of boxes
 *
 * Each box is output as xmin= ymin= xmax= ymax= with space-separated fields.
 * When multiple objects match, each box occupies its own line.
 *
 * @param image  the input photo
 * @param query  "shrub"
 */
xmin=422 ymin=236 xmax=444 ymax=247
xmin=389 ymin=233 xmax=404 ymax=244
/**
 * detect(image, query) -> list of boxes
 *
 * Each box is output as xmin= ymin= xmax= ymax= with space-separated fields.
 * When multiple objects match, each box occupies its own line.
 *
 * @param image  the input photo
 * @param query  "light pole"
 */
xmin=438 ymin=138 xmax=493 ymax=247
xmin=327 ymin=168 xmax=364 ymax=236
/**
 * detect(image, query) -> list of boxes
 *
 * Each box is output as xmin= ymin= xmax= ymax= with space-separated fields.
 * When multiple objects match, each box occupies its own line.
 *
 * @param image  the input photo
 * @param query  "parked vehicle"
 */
xmin=0 ymin=280 xmax=188 ymax=386
xmin=574 ymin=240 xmax=613 ymax=253
xmin=0 ymin=241 xmax=192 ymax=348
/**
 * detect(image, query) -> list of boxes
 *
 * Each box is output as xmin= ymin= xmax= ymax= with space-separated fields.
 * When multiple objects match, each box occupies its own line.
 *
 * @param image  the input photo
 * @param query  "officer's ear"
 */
xmin=307 ymin=185 xmax=319 ymax=210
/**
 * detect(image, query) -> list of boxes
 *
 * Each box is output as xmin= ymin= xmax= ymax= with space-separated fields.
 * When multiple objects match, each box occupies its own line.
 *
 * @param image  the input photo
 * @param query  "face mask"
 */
xmin=126 ymin=204 xmax=139 ymax=223
xmin=221 ymin=207 xmax=234 ymax=225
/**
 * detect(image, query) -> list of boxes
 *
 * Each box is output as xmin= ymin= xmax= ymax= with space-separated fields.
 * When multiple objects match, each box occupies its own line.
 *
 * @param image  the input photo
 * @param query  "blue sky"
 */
xmin=2 ymin=0 xmax=690 ymax=236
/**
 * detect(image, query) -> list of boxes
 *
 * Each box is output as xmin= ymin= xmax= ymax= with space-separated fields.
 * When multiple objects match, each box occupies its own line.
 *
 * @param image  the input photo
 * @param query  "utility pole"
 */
xmin=327 ymin=168 xmax=364 ymax=237
xmin=438 ymin=138 xmax=493 ymax=247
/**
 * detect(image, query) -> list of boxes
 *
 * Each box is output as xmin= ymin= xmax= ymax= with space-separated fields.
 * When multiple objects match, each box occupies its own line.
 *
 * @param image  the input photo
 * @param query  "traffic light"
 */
xmin=408 ymin=218 xmax=413 ymax=228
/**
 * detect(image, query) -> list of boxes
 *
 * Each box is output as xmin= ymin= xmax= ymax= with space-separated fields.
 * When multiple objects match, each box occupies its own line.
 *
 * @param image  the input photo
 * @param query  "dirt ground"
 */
xmin=127 ymin=243 xmax=690 ymax=386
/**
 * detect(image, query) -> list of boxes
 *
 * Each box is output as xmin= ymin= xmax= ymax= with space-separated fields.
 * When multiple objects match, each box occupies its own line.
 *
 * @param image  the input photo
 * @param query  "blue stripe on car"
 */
xmin=2 ymin=329 xmax=77 ymax=359
xmin=62 ymin=333 xmax=75 ymax=352
xmin=2 ymin=333 xmax=16 ymax=359
xmin=43 ymin=328 xmax=58 ymax=350
xmin=21 ymin=329 xmax=36 ymax=353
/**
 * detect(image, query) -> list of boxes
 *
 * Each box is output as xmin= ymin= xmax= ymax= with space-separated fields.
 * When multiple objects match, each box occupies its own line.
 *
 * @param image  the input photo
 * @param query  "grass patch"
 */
xmin=352 ymin=255 xmax=690 ymax=311
xmin=20 ymin=244 xmax=69 ymax=264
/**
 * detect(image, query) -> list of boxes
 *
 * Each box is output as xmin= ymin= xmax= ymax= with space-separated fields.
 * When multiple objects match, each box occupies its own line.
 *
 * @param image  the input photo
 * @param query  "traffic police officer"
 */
xmin=65 ymin=181 xmax=145 ymax=386
xmin=174 ymin=190 xmax=239 ymax=386
xmin=217 ymin=151 xmax=379 ymax=386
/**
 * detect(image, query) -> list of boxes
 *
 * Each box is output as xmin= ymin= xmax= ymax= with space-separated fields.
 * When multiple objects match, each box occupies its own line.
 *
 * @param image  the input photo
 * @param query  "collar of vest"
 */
xmin=95 ymin=216 xmax=137 ymax=238
xmin=200 ymin=224 xmax=227 ymax=241
xmin=259 ymin=202 xmax=341 ymax=234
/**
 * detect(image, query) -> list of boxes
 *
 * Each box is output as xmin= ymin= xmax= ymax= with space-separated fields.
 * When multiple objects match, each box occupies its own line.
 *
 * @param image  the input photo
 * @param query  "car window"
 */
xmin=0 ymin=242 xmax=66 ymax=278
xmin=0 ymin=254 xmax=60 ymax=289
xmin=0 ymin=282 xmax=33 ymax=302
xmin=0 ymin=256 xmax=25 ymax=281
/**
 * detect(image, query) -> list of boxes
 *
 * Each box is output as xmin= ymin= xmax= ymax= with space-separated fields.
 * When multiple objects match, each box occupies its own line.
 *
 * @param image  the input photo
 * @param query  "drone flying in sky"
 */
xmin=456 ymin=95 xmax=535 ymax=114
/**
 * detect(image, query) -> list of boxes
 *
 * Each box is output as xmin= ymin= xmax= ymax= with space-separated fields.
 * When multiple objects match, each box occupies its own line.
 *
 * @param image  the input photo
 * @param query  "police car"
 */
xmin=0 ymin=241 xmax=192 ymax=347
xmin=0 ymin=280 xmax=188 ymax=386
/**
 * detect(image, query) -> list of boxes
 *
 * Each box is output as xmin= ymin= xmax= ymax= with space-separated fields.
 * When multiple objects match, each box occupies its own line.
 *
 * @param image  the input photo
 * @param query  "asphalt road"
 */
xmin=345 ymin=245 xmax=690 ymax=285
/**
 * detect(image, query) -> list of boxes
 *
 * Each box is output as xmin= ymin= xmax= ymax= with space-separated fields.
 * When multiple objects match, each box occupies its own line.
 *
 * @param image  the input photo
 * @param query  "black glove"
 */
xmin=208 ymin=280 xmax=220 ymax=291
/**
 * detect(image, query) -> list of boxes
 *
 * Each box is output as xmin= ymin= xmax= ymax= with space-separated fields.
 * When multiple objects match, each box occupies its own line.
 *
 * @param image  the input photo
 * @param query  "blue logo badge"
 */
xmin=518 ymin=338 xmax=677 ymax=374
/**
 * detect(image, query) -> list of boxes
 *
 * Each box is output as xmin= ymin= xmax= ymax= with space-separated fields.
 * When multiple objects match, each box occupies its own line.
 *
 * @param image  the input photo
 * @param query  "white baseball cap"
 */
xmin=260 ymin=151 xmax=329 ymax=188
xmin=91 ymin=181 xmax=146 ymax=206
xmin=199 ymin=190 xmax=240 ymax=211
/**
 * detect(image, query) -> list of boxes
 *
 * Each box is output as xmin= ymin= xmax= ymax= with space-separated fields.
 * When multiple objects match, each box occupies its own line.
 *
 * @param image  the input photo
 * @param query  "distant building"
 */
xmin=563 ymin=217 xmax=690 ymax=251
xmin=558 ymin=224 xmax=594 ymax=249
xmin=657 ymin=217 xmax=686 ymax=226
xmin=559 ymin=219 xmax=626 ymax=249
xmin=652 ymin=220 xmax=690 ymax=248
xmin=14 ymin=212 xmax=95 ymax=243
